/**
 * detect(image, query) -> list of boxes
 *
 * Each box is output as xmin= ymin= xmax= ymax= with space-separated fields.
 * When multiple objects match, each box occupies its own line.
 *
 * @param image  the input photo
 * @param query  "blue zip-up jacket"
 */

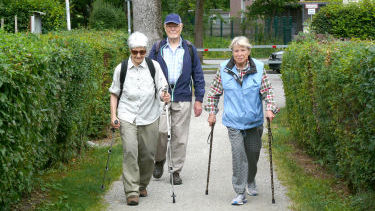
xmin=149 ymin=38 xmax=205 ymax=102
xmin=220 ymin=57 xmax=264 ymax=130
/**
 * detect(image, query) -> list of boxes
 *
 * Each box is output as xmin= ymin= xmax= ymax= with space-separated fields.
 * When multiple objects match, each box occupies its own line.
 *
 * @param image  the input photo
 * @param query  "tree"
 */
xmin=246 ymin=0 xmax=298 ymax=19
xmin=69 ymin=0 xmax=93 ymax=27
xmin=132 ymin=0 xmax=163 ymax=51
xmin=194 ymin=0 xmax=205 ymax=62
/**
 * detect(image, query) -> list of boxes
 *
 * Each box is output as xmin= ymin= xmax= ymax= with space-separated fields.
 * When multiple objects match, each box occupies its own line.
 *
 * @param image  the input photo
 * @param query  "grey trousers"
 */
xmin=155 ymin=101 xmax=192 ymax=173
xmin=120 ymin=119 xmax=159 ymax=198
xmin=227 ymin=126 xmax=263 ymax=194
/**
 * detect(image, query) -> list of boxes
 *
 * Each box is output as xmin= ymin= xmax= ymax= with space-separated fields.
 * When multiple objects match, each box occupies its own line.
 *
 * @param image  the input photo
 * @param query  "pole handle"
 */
xmin=111 ymin=120 xmax=119 ymax=132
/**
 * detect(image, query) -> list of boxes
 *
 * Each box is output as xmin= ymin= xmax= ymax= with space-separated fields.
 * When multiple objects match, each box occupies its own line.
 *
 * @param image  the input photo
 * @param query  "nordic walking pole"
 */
xmin=101 ymin=120 xmax=118 ymax=190
xmin=163 ymin=86 xmax=176 ymax=203
xmin=267 ymin=117 xmax=276 ymax=204
xmin=205 ymin=124 xmax=215 ymax=195
xmin=165 ymin=101 xmax=176 ymax=203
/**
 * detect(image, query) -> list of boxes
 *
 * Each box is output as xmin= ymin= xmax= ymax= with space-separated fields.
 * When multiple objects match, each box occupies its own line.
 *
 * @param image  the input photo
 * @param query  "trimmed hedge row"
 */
xmin=0 ymin=30 xmax=128 ymax=208
xmin=281 ymin=35 xmax=375 ymax=191
xmin=312 ymin=0 xmax=375 ymax=40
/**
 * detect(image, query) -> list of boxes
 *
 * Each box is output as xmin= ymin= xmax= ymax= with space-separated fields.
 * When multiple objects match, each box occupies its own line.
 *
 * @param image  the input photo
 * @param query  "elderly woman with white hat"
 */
xmin=109 ymin=31 xmax=170 ymax=206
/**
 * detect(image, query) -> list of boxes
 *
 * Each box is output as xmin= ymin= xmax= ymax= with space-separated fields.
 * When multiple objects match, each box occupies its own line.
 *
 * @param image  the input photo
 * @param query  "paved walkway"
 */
xmin=104 ymin=63 xmax=290 ymax=210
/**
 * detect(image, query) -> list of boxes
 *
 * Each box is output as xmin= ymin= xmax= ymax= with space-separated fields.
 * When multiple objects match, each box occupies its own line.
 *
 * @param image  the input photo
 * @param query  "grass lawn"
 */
xmin=267 ymin=109 xmax=375 ymax=211
xmin=13 ymin=135 xmax=123 ymax=211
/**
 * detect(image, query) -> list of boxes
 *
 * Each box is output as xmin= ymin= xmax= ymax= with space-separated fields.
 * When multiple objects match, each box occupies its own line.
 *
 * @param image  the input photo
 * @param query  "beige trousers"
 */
xmin=120 ymin=119 xmax=158 ymax=198
xmin=155 ymin=101 xmax=192 ymax=173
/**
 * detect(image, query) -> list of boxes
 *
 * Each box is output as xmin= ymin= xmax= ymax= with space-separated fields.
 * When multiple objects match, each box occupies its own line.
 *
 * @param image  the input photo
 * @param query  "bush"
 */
xmin=0 ymin=0 xmax=65 ymax=33
xmin=312 ymin=0 xmax=375 ymax=40
xmin=89 ymin=0 xmax=126 ymax=30
xmin=281 ymin=34 xmax=375 ymax=192
xmin=0 ymin=30 xmax=128 ymax=208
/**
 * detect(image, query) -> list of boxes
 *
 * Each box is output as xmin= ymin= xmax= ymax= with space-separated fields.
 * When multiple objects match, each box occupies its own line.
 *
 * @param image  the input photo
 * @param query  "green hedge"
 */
xmin=281 ymin=35 xmax=375 ymax=192
xmin=0 ymin=30 xmax=128 ymax=208
xmin=0 ymin=0 xmax=65 ymax=33
xmin=312 ymin=0 xmax=375 ymax=40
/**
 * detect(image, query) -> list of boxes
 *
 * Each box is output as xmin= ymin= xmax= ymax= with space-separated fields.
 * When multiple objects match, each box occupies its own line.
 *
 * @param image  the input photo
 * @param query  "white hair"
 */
xmin=229 ymin=36 xmax=252 ymax=50
xmin=128 ymin=31 xmax=148 ymax=49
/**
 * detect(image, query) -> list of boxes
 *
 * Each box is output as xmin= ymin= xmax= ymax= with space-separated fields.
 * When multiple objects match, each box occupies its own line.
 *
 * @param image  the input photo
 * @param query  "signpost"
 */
xmin=305 ymin=4 xmax=318 ymax=9
xmin=305 ymin=4 xmax=318 ymax=21
xmin=308 ymin=9 xmax=315 ymax=15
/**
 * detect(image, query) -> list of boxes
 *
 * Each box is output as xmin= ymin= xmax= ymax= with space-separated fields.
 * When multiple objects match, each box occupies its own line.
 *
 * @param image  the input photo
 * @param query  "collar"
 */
xmin=235 ymin=62 xmax=249 ymax=72
xmin=224 ymin=56 xmax=257 ymax=75
xmin=166 ymin=37 xmax=183 ymax=49
xmin=223 ymin=56 xmax=257 ymax=86
xmin=128 ymin=58 xmax=147 ymax=69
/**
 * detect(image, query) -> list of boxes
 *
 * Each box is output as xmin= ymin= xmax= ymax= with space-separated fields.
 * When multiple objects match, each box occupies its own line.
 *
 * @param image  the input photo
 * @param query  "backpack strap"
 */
xmin=153 ymin=40 xmax=162 ymax=59
xmin=117 ymin=58 xmax=157 ymax=108
xmin=185 ymin=40 xmax=194 ymax=66
xmin=117 ymin=58 xmax=128 ymax=108
xmin=145 ymin=57 xmax=157 ymax=99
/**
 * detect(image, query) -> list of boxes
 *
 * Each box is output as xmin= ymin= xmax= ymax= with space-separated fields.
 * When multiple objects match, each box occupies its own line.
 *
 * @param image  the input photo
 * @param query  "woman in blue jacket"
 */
xmin=204 ymin=36 xmax=279 ymax=205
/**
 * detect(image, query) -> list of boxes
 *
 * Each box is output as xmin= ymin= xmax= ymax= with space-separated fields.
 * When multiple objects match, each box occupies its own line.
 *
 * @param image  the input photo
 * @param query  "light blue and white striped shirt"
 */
xmin=162 ymin=37 xmax=185 ymax=85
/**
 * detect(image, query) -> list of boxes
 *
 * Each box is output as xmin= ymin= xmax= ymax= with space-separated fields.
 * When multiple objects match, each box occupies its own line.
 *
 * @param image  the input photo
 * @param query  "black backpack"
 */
xmin=117 ymin=57 xmax=157 ymax=108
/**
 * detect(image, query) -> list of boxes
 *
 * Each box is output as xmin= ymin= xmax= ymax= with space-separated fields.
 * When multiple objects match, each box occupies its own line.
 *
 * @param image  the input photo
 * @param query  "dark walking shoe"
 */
xmin=127 ymin=195 xmax=139 ymax=206
xmin=153 ymin=159 xmax=165 ymax=179
xmin=139 ymin=187 xmax=147 ymax=197
xmin=170 ymin=172 xmax=182 ymax=185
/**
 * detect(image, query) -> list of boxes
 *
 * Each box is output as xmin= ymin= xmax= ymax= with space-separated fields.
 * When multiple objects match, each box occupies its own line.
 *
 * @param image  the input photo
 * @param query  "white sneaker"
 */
xmin=231 ymin=194 xmax=247 ymax=205
xmin=247 ymin=181 xmax=258 ymax=196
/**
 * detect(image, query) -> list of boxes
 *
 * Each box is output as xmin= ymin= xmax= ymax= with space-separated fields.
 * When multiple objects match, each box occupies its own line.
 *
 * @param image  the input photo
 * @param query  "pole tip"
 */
xmin=205 ymin=190 xmax=208 ymax=195
xmin=272 ymin=199 xmax=276 ymax=204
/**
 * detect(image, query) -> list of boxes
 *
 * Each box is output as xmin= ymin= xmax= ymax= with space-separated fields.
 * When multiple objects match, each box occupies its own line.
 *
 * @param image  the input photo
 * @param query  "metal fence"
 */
xmin=207 ymin=17 xmax=294 ymax=44
xmin=198 ymin=45 xmax=288 ymax=69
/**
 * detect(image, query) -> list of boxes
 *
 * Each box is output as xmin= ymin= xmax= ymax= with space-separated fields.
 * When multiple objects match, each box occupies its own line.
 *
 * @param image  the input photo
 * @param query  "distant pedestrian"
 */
xmin=204 ymin=36 xmax=279 ymax=205
xmin=109 ymin=31 xmax=170 ymax=206
xmin=149 ymin=13 xmax=205 ymax=185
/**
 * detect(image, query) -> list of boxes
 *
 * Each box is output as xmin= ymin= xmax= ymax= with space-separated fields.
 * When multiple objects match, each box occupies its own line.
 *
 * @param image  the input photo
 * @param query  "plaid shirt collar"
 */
xmin=223 ymin=56 xmax=257 ymax=86
xmin=224 ymin=56 xmax=257 ymax=75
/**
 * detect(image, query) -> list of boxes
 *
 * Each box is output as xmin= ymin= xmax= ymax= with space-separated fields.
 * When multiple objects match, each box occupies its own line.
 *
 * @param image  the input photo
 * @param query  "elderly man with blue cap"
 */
xmin=149 ymin=13 xmax=205 ymax=185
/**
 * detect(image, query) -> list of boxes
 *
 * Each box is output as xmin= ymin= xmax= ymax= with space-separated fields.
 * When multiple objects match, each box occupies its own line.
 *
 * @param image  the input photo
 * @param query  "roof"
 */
xmin=31 ymin=11 xmax=46 ymax=15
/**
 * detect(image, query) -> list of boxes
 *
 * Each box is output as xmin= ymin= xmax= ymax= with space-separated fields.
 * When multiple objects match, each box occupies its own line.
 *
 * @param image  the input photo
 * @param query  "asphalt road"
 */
xmin=104 ymin=63 xmax=290 ymax=210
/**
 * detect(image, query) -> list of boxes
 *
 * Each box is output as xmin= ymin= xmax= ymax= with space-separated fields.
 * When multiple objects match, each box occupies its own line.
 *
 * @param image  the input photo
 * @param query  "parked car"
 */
xmin=268 ymin=51 xmax=284 ymax=73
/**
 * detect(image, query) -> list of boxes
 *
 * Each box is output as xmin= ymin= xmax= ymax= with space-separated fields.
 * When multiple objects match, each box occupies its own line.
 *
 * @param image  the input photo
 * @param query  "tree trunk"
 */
xmin=194 ymin=0 xmax=205 ymax=63
xmin=132 ymin=0 xmax=163 ymax=53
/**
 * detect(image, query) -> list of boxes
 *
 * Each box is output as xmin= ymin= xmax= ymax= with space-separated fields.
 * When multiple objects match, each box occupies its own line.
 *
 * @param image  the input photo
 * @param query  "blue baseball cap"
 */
xmin=164 ymin=13 xmax=182 ymax=24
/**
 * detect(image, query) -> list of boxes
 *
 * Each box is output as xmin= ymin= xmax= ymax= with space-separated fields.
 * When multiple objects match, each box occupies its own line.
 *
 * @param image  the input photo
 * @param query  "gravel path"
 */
xmin=103 ymin=63 xmax=290 ymax=210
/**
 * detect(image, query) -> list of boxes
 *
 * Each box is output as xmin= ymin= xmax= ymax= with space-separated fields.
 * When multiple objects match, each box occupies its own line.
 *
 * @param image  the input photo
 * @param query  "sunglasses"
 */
xmin=131 ymin=49 xmax=146 ymax=55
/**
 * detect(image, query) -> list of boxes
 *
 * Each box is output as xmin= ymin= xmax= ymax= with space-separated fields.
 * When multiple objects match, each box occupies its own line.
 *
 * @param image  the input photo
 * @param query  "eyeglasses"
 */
xmin=131 ymin=49 xmax=146 ymax=55
xmin=165 ymin=24 xmax=180 ymax=29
